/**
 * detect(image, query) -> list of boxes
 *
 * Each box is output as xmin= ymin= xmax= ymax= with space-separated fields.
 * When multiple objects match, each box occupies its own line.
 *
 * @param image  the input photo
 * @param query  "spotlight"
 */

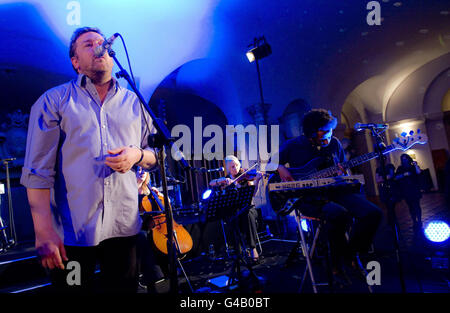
xmin=245 ymin=36 xmax=272 ymax=124
xmin=424 ymin=220 xmax=450 ymax=243
xmin=202 ymin=189 xmax=213 ymax=200
xmin=301 ymin=219 xmax=309 ymax=232
xmin=246 ymin=37 xmax=272 ymax=63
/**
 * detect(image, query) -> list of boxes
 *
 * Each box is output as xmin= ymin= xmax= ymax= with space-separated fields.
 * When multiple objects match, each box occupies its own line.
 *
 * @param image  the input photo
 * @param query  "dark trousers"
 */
xmin=136 ymin=231 xmax=164 ymax=286
xmin=301 ymin=193 xmax=382 ymax=268
xmin=50 ymin=235 xmax=138 ymax=293
xmin=238 ymin=206 xmax=259 ymax=250
xmin=404 ymin=197 xmax=422 ymax=226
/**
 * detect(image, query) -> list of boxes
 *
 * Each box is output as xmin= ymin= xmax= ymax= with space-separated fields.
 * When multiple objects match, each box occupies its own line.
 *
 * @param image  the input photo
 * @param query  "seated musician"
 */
xmin=276 ymin=109 xmax=382 ymax=281
xmin=210 ymin=155 xmax=262 ymax=262
xmin=136 ymin=167 xmax=165 ymax=293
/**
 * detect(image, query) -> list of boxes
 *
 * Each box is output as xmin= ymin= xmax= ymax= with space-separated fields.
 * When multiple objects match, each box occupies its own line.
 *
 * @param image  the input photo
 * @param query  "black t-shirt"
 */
xmin=396 ymin=164 xmax=421 ymax=198
xmin=375 ymin=163 xmax=396 ymax=179
xmin=278 ymin=135 xmax=346 ymax=169
xmin=376 ymin=164 xmax=399 ymax=202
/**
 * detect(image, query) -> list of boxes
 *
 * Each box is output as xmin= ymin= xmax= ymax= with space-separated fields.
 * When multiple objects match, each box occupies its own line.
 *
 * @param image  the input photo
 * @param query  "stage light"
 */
xmin=301 ymin=219 xmax=309 ymax=232
xmin=424 ymin=220 xmax=450 ymax=243
xmin=246 ymin=51 xmax=256 ymax=63
xmin=245 ymin=36 xmax=271 ymax=124
xmin=246 ymin=37 xmax=272 ymax=63
xmin=202 ymin=189 xmax=213 ymax=200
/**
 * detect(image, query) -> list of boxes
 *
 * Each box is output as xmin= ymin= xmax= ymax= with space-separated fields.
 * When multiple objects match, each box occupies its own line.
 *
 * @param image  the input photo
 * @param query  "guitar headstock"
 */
xmin=392 ymin=129 xmax=428 ymax=151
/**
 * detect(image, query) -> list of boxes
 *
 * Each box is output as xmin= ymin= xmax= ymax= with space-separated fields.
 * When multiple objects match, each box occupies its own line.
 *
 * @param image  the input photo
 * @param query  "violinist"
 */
xmin=211 ymin=155 xmax=263 ymax=262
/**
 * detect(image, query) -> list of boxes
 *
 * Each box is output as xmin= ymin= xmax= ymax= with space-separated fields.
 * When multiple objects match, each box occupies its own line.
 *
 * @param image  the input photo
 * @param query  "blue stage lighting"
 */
xmin=424 ymin=220 xmax=450 ymax=243
xmin=202 ymin=189 xmax=213 ymax=200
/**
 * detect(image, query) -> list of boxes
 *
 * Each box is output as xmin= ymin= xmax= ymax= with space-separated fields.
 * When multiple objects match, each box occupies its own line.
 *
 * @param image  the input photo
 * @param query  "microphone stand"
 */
xmin=371 ymin=128 xmax=406 ymax=293
xmin=109 ymin=49 xmax=189 ymax=294
xmin=0 ymin=158 xmax=17 ymax=252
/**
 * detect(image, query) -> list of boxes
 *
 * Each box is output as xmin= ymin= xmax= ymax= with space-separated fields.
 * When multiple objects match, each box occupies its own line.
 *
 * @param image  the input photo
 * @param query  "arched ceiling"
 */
xmin=1 ymin=0 xmax=449 ymax=124
xmin=343 ymin=51 xmax=450 ymax=126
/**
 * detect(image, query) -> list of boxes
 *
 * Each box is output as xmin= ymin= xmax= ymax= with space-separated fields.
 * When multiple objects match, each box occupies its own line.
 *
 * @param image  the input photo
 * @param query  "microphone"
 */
xmin=1 ymin=157 xmax=16 ymax=162
xmin=167 ymin=177 xmax=184 ymax=185
xmin=171 ymin=147 xmax=190 ymax=170
xmin=354 ymin=123 xmax=388 ymax=131
xmin=94 ymin=33 xmax=119 ymax=57
xmin=192 ymin=167 xmax=224 ymax=173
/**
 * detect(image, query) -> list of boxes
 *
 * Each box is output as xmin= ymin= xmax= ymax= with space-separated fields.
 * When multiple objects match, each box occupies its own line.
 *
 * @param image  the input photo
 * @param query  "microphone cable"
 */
xmin=117 ymin=34 xmax=187 ymax=183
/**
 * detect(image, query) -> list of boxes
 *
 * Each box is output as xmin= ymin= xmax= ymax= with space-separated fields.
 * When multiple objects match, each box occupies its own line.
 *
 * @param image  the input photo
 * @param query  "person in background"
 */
xmin=375 ymin=161 xmax=400 ymax=226
xmin=395 ymin=153 xmax=423 ymax=232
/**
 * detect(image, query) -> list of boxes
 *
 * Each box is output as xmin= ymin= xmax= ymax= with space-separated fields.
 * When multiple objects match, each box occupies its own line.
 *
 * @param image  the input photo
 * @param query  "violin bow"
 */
xmin=229 ymin=162 xmax=259 ymax=185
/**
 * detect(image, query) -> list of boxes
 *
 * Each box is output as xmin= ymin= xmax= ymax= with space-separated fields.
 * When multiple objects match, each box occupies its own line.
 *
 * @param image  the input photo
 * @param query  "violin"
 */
xmin=227 ymin=163 xmax=269 ymax=186
xmin=209 ymin=163 xmax=269 ymax=188
xmin=232 ymin=168 xmax=268 ymax=183
xmin=140 ymin=187 xmax=193 ymax=255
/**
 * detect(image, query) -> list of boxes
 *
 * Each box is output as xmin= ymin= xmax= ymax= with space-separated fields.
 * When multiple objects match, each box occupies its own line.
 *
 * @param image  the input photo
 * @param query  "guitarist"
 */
xmin=276 ymin=109 xmax=382 ymax=282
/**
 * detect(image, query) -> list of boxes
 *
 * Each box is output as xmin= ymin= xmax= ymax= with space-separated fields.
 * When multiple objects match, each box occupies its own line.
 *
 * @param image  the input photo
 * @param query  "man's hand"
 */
xmin=277 ymin=165 xmax=294 ymax=182
xmin=35 ymin=229 xmax=68 ymax=270
xmin=105 ymin=146 xmax=141 ymax=173
xmin=413 ymin=161 xmax=421 ymax=174
xmin=337 ymin=163 xmax=349 ymax=176
xmin=27 ymin=188 xmax=68 ymax=270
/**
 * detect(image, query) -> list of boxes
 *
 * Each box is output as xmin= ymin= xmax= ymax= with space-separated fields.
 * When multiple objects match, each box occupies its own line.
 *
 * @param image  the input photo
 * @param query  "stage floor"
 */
xmin=1 ymin=192 xmax=449 ymax=293
xmin=144 ymin=192 xmax=450 ymax=294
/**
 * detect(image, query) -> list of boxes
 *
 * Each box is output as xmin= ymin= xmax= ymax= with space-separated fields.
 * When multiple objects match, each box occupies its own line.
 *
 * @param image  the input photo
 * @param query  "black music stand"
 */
xmin=203 ymin=185 xmax=262 ymax=291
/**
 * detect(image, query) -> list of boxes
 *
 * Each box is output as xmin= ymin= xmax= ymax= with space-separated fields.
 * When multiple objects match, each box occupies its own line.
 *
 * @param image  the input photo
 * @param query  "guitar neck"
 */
xmin=307 ymin=144 xmax=396 ymax=179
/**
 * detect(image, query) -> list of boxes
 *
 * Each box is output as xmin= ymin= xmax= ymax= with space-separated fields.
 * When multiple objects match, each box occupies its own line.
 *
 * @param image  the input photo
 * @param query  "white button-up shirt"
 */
xmin=21 ymin=74 xmax=156 ymax=246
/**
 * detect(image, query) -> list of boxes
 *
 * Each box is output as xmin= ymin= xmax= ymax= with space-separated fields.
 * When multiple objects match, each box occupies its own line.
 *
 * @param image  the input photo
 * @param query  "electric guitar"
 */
xmin=268 ymin=130 xmax=428 ymax=213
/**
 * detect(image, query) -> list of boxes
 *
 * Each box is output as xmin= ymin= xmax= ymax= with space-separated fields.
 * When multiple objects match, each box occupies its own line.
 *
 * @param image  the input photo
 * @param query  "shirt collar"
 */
xmin=76 ymin=73 xmax=120 ymax=92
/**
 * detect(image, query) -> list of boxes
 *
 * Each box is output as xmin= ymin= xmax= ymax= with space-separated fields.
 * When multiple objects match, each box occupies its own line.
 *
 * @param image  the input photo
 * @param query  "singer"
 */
xmin=20 ymin=27 xmax=157 ymax=293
